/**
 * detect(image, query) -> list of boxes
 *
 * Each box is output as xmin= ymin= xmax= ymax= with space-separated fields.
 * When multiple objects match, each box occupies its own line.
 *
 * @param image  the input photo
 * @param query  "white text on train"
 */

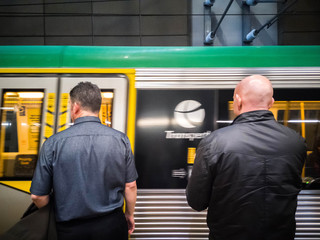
xmin=165 ymin=131 xmax=211 ymax=141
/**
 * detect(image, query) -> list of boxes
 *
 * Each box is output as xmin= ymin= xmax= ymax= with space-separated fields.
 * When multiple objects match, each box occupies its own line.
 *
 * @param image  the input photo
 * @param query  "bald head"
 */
xmin=233 ymin=75 xmax=274 ymax=116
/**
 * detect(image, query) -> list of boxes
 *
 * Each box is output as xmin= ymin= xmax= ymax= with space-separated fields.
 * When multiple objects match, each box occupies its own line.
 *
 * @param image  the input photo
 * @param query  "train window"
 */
xmin=99 ymin=91 xmax=114 ymax=128
xmin=0 ymin=90 xmax=44 ymax=178
xmin=4 ymin=110 xmax=18 ymax=152
xmin=59 ymin=77 xmax=127 ymax=133
xmin=59 ymin=90 xmax=114 ymax=130
xmin=275 ymin=102 xmax=320 ymax=185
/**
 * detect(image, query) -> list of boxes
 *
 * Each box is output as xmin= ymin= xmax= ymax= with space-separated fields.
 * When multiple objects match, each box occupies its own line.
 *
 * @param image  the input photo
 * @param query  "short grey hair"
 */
xmin=69 ymin=82 xmax=101 ymax=113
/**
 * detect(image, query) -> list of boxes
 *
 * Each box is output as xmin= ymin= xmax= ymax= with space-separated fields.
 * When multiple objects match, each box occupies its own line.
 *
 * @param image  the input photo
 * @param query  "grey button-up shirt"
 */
xmin=30 ymin=116 xmax=138 ymax=222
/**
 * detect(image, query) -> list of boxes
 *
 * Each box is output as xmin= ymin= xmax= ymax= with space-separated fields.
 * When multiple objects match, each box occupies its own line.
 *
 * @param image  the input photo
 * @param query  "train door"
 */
xmin=58 ymin=76 xmax=128 ymax=133
xmin=0 ymin=77 xmax=58 ymax=179
xmin=0 ymin=77 xmax=58 ymax=234
xmin=0 ymin=75 xmax=129 ymax=234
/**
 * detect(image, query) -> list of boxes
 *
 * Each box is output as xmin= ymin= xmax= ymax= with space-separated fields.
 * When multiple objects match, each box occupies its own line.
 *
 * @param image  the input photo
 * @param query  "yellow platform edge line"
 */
xmin=0 ymin=181 xmax=32 ymax=193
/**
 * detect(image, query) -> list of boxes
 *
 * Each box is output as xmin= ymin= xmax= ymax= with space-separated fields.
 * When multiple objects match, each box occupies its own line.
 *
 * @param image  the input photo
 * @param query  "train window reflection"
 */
xmin=4 ymin=111 xmax=18 ymax=152
xmin=228 ymin=101 xmax=320 ymax=185
xmin=0 ymin=90 xmax=44 ymax=178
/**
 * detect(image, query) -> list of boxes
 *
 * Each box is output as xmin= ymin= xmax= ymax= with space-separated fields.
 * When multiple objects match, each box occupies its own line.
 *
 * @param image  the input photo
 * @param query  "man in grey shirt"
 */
xmin=30 ymin=82 xmax=138 ymax=240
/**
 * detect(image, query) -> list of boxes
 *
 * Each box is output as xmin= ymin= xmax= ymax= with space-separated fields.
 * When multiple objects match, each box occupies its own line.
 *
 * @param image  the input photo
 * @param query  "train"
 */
xmin=0 ymin=45 xmax=320 ymax=239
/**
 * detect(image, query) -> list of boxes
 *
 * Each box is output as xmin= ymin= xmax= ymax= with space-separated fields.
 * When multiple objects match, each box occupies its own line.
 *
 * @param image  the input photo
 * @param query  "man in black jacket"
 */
xmin=186 ymin=75 xmax=306 ymax=240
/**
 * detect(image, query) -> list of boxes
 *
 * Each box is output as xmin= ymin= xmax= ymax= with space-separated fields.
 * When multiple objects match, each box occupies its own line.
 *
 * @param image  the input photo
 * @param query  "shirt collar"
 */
xmin=74 ymin=116 xmax=101 ymax=125
xmin=232 ymin=110 xmax=275 ymax=125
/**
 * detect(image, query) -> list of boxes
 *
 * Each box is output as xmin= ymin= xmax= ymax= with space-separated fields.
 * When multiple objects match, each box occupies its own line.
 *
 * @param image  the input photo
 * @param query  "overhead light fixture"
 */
xmin=0 ymin=107 xmax=15 ymax=111
xmin=18 ymin=92 xmax=44 ymax=98
xmin=204 ymin=0 xmax=235 ymax=45
xmin=204 ymin=32 xmax=214 ymax=45
xmin=243 ymin=0 xmax=297 ymax=43
xmin=243 ymin=0 xmax=285 ymax=6
xmin=244 ymin=29 xmax=258 ymax=42
xmin=244 ymin=0 xmax=258 ymax=6
xmin=204 ymin=0 xmax=215 ymax=7
xmin=102 ymin=92 xmax=114 ymax=99
xmin=5 ymin=92 xmax=17 ymax=96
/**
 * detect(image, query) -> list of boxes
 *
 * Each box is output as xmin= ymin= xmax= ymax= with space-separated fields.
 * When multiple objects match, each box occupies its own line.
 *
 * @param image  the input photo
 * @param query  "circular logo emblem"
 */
xmin=174 ymin=100 xmax=205 ymax=128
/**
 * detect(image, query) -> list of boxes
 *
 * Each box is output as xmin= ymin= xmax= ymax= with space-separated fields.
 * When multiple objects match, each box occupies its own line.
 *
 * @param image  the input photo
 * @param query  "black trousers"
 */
xmin=56 ymin=208 xmax=128 ymax=240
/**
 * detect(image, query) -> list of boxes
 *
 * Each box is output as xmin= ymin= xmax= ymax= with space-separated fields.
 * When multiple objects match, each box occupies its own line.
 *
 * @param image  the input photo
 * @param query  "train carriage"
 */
xmin=0 ymin=46 xmax=320 ymax=239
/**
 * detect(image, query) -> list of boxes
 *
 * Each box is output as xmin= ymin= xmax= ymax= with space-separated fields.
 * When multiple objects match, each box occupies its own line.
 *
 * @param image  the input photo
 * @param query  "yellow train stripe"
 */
xmin=126 ymin=72 xmax=136 ymax=152
xmin=44 ymin=93 xmax=55 ymax=141
xmin=300 ymin=102 xmax=306 ymax=179
xmin=0 ymin=181 xmax=31 ymax=193
xmin=58 ymin=93 xmax=69 ymax=132
xmin=0 ymin=68 xmax=135 ymax=74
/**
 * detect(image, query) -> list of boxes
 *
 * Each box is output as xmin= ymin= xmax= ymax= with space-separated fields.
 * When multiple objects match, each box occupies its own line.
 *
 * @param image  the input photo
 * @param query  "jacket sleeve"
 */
xmin=186 ymin=138 xmax=215 ymax=211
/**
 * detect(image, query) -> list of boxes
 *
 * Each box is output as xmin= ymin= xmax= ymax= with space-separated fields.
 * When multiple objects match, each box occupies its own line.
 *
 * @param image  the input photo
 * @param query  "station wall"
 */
xmin=0 ymin=0 xmax=319 ymax=47
xmin=0 ymin=0 xmax=190 ymax=46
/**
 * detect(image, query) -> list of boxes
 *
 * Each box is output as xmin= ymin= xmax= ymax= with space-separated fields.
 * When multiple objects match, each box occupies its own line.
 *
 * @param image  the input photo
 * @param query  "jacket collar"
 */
xmin=232 ymin=110 xmax=275 ymax=125
xmin=74 ymin=116 xmax=101 ymax=125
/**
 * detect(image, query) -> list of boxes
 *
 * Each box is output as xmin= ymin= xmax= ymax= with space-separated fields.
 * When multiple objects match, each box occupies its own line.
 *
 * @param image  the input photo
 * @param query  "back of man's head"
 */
xmin=70 ymin=82 xmax=102 ymax=113
xmin=233 ymin=75 xmax=274 ymax=116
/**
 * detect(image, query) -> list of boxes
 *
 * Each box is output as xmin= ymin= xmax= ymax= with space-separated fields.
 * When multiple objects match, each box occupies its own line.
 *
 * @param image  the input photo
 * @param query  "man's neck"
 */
xmin=73 ymin=111 xmax=99 ymax=122
xmin=239 ymin=107 xmax=269 ymax=115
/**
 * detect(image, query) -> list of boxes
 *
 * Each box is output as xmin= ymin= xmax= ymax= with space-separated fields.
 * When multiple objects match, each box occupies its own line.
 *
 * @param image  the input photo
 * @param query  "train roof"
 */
xmin=0 ymin=46 xmax=319 ymax=68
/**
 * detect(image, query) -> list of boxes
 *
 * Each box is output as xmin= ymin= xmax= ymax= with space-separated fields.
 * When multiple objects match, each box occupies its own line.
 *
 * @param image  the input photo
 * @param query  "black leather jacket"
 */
xmin=186 ymin=110 xmax=306 ymax=240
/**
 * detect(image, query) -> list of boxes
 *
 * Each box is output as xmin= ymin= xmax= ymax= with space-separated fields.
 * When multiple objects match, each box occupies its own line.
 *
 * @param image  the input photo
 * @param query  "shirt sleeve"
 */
xmin=123 ymin=136 xmax=138 ymax=183
xmin=30 ymin=140 xmax=53 ymax=196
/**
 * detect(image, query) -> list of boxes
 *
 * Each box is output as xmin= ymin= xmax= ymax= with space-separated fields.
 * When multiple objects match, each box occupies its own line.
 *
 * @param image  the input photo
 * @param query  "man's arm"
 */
xmin=31 ymin=194 xmax=50 ymax=208
xmin=30 ymin=140 xmax=53 ymax=207
xmin=186 ymin=140 xmax=214 ymax=211
xmin=124 ymin=180 xmax=137 ymax=234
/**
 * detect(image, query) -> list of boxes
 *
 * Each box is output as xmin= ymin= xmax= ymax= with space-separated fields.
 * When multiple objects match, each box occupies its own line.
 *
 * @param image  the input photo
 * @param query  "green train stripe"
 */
xmin=0 ymin=46 xmax=319 ymax=68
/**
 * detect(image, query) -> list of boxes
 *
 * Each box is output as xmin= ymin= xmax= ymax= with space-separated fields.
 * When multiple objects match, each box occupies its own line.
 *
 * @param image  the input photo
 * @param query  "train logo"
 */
xmin=174 ymin=100 xmax=205 ymax=128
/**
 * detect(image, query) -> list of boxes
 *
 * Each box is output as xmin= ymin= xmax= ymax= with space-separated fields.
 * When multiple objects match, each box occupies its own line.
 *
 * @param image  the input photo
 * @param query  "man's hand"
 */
xmin=124 ymin=181 xmax=137 ymax=234
xmin=31 ymin=194 xmax=49 ymax=208
xmin=125 ymin=212 xmax=135 ymax=234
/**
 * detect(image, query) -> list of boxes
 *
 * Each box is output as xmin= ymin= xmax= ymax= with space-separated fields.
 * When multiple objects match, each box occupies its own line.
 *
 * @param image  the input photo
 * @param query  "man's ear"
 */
xmin=268 ymin=97 xmax=275 ymax=109
xmin=235 ymin=94 xmax=242 ymax=111
xmin=74 ymin=102 xmax=81 ymax=113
